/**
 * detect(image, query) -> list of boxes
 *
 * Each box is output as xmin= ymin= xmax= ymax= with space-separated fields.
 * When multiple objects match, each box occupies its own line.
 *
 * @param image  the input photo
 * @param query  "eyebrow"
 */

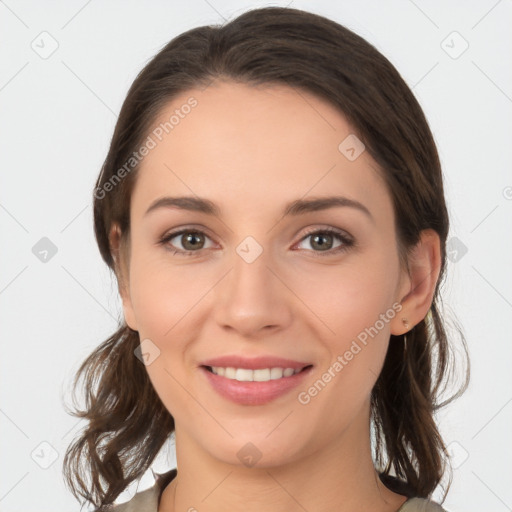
xmin=144 ymin=195 xmax=374 ymax=222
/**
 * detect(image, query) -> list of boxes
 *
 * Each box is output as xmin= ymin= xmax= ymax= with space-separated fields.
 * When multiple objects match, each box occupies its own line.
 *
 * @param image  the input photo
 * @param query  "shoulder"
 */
xmin=105 ymin=468 xmax=177 ymax=512
xmin=379 ymin=474 xmax=448 ymax=512
xmin=109 ymin=485 xmax=159 ymax=512
xmin=398 ymin=497 xmax=447 ymax=511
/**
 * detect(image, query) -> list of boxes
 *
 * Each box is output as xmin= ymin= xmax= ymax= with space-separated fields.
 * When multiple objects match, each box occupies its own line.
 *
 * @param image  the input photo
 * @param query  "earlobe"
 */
xmin=391 ymin=229 xmax=441 ymax=336
xmin=117 ymin=268 xmax=138 ymax=332
xmin=121 ymin=295 xmax=138 ymax=332
xmin=109 ymin=223 xmax=138 ymax=331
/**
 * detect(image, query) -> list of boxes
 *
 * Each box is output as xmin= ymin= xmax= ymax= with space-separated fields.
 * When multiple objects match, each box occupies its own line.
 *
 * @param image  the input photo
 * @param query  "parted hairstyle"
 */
xmin=62 ymin=6 xmax=470 ymax=510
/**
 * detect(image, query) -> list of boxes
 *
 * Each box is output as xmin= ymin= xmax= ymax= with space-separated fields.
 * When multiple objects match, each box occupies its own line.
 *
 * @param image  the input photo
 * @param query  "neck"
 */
xmin=159 ymin=411 xmax=407 ymax=512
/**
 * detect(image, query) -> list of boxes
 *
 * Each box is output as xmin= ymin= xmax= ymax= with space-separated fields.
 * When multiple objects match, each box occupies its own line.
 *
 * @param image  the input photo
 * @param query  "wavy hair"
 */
xmin=62 ymin=6 xmax=470 ymax=509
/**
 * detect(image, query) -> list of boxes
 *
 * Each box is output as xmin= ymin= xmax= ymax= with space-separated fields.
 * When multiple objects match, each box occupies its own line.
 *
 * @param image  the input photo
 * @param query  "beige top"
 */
xmin=109 ymin=469 xmax=447 ymax=512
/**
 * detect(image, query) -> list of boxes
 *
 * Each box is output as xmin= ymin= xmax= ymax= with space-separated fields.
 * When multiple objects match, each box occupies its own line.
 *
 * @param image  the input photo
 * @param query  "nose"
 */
xmin=212 ymin=245 xmax=293 ymax=337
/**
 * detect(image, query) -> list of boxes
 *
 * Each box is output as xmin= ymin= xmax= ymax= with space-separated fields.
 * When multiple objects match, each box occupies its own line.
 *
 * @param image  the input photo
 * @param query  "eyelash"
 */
xmin=158 ymin=226 xmax=355 ymax=258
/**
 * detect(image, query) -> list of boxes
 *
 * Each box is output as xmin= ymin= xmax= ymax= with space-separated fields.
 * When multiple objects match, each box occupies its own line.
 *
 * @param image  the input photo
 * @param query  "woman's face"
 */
xmin=117 ymin=81 xmax=412 ymax=467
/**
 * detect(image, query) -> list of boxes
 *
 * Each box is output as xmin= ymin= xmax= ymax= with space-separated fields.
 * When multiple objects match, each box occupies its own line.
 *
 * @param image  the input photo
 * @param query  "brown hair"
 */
xmin=62 ymin=6 xmax=470 ymax=509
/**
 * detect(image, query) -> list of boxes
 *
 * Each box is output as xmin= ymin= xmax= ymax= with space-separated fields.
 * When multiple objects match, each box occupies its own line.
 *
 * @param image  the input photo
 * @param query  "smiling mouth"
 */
xmin=202 ymin=364 xmax=313 ymax=382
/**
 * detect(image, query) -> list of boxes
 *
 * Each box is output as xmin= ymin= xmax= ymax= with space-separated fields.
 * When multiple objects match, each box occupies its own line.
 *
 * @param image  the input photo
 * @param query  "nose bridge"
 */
xmin=228 ymin=236 xmax=277 ymax=303
xmin=236 ymin=239 xmax=270 ymax=285
xmin=214 ymin=235 xmax=291 ymax=333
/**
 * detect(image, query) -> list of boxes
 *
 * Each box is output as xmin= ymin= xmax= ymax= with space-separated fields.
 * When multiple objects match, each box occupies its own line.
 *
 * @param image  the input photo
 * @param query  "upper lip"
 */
xmin=200 ymin=355 xmax=313 ymax=371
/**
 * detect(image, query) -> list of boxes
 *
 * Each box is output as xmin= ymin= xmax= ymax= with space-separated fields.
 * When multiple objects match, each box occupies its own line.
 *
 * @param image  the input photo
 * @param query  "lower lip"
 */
xmin=201 ymin=366 xmax=313 ymax=406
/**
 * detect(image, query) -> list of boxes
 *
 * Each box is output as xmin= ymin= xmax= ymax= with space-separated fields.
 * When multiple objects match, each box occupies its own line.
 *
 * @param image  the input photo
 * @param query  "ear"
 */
xmin=109 ymin=223 xmax=138 ymax=331
xmin=390 ymin=229 xmax=441 ymax=335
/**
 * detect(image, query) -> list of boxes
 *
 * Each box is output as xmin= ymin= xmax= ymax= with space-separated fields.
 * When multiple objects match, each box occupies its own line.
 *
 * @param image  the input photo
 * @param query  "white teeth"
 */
xmin=270 ymin=367 xmax=283 ymax=379
xmin=210 ymin=366 xmax=302 ymax=382
xmin=225 ymin=367 xmax=236 ymax=379
xmin=236 ymin=368 xmax=255 ymax=381
xmin=254 ymin=368 xmax=271 ymax=381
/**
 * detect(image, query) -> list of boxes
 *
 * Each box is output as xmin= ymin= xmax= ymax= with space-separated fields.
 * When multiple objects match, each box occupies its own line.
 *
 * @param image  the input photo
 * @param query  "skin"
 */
xmin=110 ymin=81 xmax=441 ymax=512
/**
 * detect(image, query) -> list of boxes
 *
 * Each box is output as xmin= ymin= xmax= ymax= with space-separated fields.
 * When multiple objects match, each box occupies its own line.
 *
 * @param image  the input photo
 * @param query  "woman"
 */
xmin=62 ymin=6 xmax=470 ymax=512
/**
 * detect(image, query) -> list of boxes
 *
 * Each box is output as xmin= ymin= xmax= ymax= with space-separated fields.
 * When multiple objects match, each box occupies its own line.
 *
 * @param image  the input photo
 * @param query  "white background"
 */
xmin=1 ymin=1 xmax=511 ymax=511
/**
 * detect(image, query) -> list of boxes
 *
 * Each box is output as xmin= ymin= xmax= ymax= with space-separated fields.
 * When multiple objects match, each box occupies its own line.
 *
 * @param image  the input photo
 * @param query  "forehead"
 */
xmin=130 ymin=81 xmax=391 ymax=222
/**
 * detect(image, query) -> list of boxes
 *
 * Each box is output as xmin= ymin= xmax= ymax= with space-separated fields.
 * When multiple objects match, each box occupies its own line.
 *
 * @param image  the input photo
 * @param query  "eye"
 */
xmin=158 ymin=229 xmax=215 ymax=256
xmin=294 ymin=227 xmax=354 ymax=257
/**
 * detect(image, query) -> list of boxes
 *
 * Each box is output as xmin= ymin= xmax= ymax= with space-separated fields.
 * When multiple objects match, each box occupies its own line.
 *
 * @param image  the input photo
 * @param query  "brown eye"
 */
xmin=159 ymin=229 xmax=214 ymax=255
xmin=309 ymin=232 xmax=336 ymax=251
xmin=295 ymin=228 xmax=354 ymax=256
xmin=180 ymin=232 xmax=206 ymax=251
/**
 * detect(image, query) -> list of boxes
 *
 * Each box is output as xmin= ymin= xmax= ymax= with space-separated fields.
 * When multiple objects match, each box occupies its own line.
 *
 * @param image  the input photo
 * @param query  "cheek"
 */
xmin=127 ymin=252 xmax=213 ymax=397
xmin=128 ymin=248 xmax=209 ymax=338
xmin=290 ymin=252 xmax=399 ymax=341
xmin=128 ymin=253 xmax=204 ymax=415
xmin=291 ymin=254 xmax=398 ymax=405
